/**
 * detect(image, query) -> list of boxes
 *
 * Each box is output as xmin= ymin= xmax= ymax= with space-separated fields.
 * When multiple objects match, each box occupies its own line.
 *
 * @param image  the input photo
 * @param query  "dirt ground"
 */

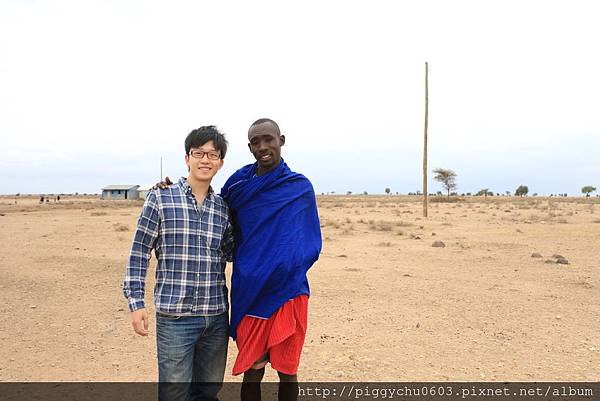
xmin=1 ymin=194 xmax=599 ymax=382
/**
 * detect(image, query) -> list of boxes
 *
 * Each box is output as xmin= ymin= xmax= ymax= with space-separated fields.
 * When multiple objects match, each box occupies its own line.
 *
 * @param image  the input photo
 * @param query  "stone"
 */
xmin=531 ymin=252 xmax=543 ymax=258
xmin=432 ymin=240 xmax=446 ymax=248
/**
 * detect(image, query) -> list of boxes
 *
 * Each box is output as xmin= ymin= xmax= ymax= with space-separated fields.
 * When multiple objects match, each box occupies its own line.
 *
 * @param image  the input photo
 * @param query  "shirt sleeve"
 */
xmin=123 ymin=190 xmax=160 ymax=311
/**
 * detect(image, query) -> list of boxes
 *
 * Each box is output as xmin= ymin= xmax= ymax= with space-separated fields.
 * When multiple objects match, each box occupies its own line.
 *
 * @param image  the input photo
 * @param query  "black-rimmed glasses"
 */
xmin=189 ymin=150 xmax=221 ymax=160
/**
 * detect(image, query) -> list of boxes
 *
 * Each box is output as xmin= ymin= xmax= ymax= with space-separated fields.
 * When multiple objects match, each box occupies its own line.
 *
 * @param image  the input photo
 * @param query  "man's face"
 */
xmin=247 ymin=122 xmax=285 ymax=173
xmin=185 ymin=140 xmax=224 ymax=183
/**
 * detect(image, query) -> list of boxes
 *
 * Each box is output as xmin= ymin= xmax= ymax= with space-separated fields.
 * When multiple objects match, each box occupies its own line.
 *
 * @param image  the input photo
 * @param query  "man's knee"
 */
xmin=277 ymin=371 xmax=298 ymax=383
xmin=243 ymin=367 xmax=265 ymax=382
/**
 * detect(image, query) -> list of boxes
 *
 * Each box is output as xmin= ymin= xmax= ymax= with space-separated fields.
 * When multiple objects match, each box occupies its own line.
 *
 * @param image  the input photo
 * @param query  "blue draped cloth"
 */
xmin=220 ymin=159 xmax=322 ymax=340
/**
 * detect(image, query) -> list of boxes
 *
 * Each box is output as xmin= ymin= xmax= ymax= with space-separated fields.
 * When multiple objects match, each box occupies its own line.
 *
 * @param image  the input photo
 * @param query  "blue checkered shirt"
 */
xmin=123 ymin=177 xmax=234 ymax=315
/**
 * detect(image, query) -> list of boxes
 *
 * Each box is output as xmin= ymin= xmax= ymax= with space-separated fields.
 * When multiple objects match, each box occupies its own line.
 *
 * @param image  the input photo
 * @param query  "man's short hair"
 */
xmin=185 ymin=126 xmax=228 ymax=159
xmin=249 ymin=118 xmax=281 ymax=136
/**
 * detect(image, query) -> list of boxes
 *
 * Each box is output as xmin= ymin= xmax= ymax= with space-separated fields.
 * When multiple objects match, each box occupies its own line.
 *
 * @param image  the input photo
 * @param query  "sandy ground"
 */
xmin=0 ymin=194 xmax=599 ymax=382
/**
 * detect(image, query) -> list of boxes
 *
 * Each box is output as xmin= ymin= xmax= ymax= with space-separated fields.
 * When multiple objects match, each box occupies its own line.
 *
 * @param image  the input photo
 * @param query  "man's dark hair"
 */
xmin=185 ymin=126 xmax=228 ymax=159
xmin=249 ymin=118 xmax=281 ymax=136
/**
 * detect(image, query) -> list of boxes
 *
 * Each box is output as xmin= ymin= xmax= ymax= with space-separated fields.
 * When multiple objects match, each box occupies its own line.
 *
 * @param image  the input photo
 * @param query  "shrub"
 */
xmin=113 ymin=223 xmax=129 ymax=232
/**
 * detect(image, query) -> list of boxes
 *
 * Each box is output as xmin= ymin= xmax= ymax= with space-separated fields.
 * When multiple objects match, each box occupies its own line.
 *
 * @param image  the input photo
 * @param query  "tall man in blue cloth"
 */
xmin=220 ymin=118 xmax=322 ymax=401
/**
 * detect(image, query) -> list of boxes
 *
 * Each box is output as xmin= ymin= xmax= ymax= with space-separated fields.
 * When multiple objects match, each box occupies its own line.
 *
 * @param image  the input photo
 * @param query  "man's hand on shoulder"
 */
xmin=152 ymin=176 xmax=173 ymax=190
xmin=131 ymin=308 xmax=149 ymax=336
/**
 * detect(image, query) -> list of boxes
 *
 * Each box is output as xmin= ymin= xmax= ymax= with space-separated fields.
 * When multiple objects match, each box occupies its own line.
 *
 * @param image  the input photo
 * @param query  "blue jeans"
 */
xmin=156 ymin=311 xmax=229 ymax=401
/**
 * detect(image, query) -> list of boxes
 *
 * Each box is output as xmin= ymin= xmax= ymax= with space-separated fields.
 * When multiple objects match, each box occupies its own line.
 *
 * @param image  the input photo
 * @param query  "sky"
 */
xmin=1 ymin=0 xmax=599 ymax=196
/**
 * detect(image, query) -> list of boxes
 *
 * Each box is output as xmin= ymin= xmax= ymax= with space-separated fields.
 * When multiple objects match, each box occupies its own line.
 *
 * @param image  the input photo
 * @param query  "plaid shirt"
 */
xmin=123 ymin=177 xmax=234 ymax=315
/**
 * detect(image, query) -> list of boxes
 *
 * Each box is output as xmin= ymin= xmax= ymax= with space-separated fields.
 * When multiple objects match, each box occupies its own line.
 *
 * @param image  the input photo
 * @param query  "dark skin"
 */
xmin=242 ymin=367 xmax=297 ymax=401
xmin=247 ymin=121 xmax=285 ymax=176
xmin=242 ymin=121 xmax=297 ymax=401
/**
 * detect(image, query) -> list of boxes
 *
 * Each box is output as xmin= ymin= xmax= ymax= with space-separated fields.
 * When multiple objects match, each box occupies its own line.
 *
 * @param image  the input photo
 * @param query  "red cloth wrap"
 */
xmin=232 ymin=295 xmax=308 ymax=375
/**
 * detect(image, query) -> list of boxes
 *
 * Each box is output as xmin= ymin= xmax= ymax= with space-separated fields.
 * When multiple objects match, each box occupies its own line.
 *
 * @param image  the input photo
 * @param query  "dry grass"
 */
xmin=113 ymin=223 xmax=129 ymax=232
xmin=341 ymin=229 xmax=353 ymax=235
xmin=429 ymin=196 xmax=466 ymax=203
xmin=369 ymin=221 xmax=394 ymax=232
xmin=525 ymin=214 xmax=544 ymax=223
xmin=2 ymin=193 xmax=600 ymax=381
xmin=90 ymin=212 xmax=108 ymax=216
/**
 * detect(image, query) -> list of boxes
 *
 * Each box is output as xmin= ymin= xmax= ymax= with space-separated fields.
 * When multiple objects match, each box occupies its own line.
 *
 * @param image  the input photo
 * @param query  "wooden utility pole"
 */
xmin=423 ymin=62 xmax=429 ymax=217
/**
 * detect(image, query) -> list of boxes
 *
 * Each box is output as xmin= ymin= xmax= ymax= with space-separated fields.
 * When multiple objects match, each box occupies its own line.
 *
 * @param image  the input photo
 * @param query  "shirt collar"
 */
xmin=178 ymin=177 xmax=215 ymax=201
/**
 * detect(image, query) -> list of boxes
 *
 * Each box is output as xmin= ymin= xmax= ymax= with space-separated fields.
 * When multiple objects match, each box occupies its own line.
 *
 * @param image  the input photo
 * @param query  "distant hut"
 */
xmin=101 ymin=185 xmax=139 ymax=200
xmin=137 ymin=185 xmax=153 ymax=200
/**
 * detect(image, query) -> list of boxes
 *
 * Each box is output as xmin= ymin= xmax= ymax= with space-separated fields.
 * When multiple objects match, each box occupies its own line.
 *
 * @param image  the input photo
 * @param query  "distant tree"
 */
xmin=363 ymin=191 xmax=368 ymax=195
xmin=385 ymin=188 xmax=391 ymax=195
xmin=515 ymin=185 xmax=529 ymax=197
xmin=346 ymin=191 xmax=352 ymax=195
xmin=505 ymin=191 xmax=511 ymax=196
xmin=476 ymin=188 xmax=492 ymax=198
xmin=532 ymin=193 xmax=538 ymax=197
xmin=433 ymin=168 xmax=457 ymax=198
xmin=582 ymin=186 xmax=597 ymax=197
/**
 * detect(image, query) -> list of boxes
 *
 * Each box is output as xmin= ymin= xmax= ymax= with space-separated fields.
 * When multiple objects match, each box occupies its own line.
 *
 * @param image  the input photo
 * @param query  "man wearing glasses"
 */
xmin=123 ymin=126 xmax=234 ymax=401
